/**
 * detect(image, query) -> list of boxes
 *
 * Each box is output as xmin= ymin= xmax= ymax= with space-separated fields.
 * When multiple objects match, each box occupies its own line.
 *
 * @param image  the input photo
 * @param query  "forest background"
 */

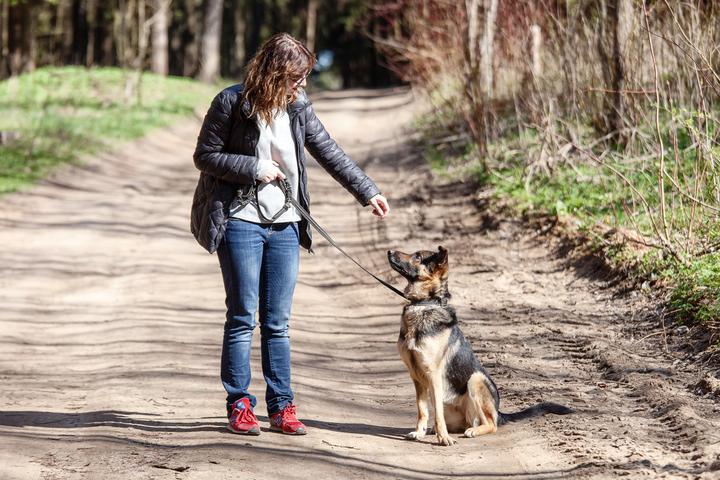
xmin=1 ymin=0 xmax=720 ymax=358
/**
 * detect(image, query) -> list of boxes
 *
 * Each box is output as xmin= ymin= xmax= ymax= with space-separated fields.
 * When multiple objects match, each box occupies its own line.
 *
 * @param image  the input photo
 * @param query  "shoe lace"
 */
xmin=281 ymin=404 xmax=298 ymax=423
xmin=234 ymin=404 xmax=258 ymax=424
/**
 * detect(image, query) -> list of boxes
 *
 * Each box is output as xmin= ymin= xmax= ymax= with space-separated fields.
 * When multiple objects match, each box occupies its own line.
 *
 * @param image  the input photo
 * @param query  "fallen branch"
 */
xmin=585 ymin=87 xmax=657 ymax=95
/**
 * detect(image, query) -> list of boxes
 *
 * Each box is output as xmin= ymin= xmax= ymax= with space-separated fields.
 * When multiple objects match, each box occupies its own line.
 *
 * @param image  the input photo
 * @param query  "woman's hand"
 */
xmin=257 ymin=161 xmax=287 ymax=184
xmin=368 ymin=194 xmax=390 ymax=218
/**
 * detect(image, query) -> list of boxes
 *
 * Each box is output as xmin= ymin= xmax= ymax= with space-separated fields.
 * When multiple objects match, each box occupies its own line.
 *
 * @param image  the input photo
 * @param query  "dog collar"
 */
xmin=407 ymin=298 xmax=448 ymax=307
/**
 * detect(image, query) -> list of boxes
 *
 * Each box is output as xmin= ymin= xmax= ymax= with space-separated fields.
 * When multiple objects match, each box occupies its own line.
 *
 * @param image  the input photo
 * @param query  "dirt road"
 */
xmin=1 ymin=88 xmax=719 ymax=479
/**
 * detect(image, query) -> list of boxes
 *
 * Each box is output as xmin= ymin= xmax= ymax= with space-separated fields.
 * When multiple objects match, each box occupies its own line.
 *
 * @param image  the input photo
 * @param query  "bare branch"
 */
xmin=643 ymin=1 xmax=671 ymax=246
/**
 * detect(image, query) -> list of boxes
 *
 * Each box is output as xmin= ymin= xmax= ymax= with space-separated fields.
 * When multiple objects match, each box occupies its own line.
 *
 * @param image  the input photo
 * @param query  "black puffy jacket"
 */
xmin=190 ymin=84 xmax=381 ymax=253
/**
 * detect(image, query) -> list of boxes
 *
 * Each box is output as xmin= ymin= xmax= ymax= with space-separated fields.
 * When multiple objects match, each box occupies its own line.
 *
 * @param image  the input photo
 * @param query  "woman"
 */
xmin=190 ymin=33 xmax=389 ymax=436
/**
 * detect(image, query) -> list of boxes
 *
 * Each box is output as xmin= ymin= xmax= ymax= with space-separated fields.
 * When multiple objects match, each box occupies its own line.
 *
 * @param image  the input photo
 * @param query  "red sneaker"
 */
xmin=269 ymin=404 xmax=307 ymax=435
xmin=227 ymin=398 xmax=260 ymax=435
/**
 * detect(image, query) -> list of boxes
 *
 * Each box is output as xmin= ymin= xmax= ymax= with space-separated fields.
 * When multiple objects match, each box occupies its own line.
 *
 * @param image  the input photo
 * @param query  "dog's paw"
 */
xmin=405 ymin=430 xmax=426 ymax=441
xmin=464 ymin=428 xmax=476 ymax=438
xmin=436 ymin=433 xmax=457 ymax=446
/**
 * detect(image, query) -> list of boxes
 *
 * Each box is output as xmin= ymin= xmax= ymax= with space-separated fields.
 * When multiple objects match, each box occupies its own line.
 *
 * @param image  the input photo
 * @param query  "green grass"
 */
xmin=668 ymin=254 xmax=720 ymax=325
xmin=0 ymin=66 xmax=219 ymax=194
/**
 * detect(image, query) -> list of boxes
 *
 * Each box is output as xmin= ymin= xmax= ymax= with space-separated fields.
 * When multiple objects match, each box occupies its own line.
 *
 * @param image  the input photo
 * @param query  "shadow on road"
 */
xmin=0 ymin=410 xmax=225 ymax=433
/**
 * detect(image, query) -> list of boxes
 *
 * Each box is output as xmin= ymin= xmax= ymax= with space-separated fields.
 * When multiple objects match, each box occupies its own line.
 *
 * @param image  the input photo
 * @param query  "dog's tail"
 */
xmin=498 ymin=402 xmax=573 ymax=426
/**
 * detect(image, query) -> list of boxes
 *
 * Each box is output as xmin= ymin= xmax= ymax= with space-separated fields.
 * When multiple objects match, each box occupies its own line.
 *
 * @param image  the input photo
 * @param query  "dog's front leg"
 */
xmin=406 ymin=379 xmax=429 ymax=440
xmin=430 ymin=372 xmax=456 ymax=446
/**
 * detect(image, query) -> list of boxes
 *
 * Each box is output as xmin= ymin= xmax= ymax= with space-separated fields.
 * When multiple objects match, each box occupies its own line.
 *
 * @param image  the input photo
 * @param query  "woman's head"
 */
xmin=243 ymin=33 xmax=316 ymax=124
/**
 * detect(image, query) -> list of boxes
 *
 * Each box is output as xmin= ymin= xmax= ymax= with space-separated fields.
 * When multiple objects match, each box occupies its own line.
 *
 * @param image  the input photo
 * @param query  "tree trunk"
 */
xmin=245 ymin=1 xmax=264 ymax=64
xmin=0 ymin=0 xmax=8 ymax=78
xmin=97 ymin=2 xmax=115 ymax=65
xmin=597 ymin=0 xmax=634 ymax=141
xmin=306 ymin=0 xmax=318 ymax=53
xmin=100 ymin=26 xmax=114 ymax=65
xmin=462 ymin=0 xmax=491 ymax=164
xmin=114 ymin=0 xmax=127 ymax=68
xmin=530 ymin=24 xmax=542 ymax=79
xmin=27 ymin=1 xmax=36 ymax=70
xmin=480 ymin=0 xmax=498 ymax=99
xmin=115 ymin=0 xmax=141 ymax=71
xmin=198 ymin=0 xmax=222 ymax=83
xmin=465 ymin=0 xmax=479 ymax=71
xmin=86 ymin=0 xmax=97 ymax=66
xmin=522 ymin=23 xmax=544 ymax=125
xmin=7 ymin=0 xmax=20 ymax=75
xmin=612 ymin=0 xmax=633 ymax=139
xmin=56 ymin=0 xmax=73 ymax=64
xmin=168 ymin=1 xmax=182 ymax=75
xmin=125 ymin=0 xmax=147 ymax=103
xmin=183 ymin=0 xmax=200 ymax=77
xmin=8 ymin=0 xmax=35 ymax=75
xmin=127 ymin=0 xmax=138 ymax=66
xmin=150 ymin=0 xmax=168 ymax=75
xmin=231 ymin=0 xmax=246 ymax=76
xmin=71 ymin=0 xmax=87 ymax=64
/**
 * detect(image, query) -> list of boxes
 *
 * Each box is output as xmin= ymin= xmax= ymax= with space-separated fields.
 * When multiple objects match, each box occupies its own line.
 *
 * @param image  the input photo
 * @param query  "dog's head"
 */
xmin=387 ymin=246 xmax=449 ymax=302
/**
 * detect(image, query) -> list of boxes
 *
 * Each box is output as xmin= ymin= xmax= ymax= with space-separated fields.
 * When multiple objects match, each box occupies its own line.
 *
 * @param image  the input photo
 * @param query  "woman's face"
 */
xmin=287 ymin=72 xmax=308 ymax=101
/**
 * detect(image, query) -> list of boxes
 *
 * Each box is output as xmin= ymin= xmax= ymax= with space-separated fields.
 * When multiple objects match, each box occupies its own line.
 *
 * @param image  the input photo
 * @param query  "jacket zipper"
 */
xmin=288 ymin=106 xmax=314 ymax=254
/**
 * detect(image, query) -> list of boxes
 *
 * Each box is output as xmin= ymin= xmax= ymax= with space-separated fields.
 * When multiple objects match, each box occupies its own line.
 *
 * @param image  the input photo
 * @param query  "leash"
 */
xmin=247 ymin=179 xmax=408 ymax=300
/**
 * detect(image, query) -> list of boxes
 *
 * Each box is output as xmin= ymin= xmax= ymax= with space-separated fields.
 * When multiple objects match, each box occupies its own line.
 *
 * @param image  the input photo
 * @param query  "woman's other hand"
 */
xmin=368 ymin=194 xmax=390 ymax=218
xmin=257 ymin=161 xmax=287 ymax=184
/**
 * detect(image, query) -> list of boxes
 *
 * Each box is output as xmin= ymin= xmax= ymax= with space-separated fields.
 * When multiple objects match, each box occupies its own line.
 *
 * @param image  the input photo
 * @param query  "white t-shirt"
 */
xmin=229 ymin=109 xmax=301 ymax=223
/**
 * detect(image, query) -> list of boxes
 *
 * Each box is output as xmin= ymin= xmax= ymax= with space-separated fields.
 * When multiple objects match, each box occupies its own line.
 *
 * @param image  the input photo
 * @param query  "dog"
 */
xmin=387 ymin=246 xmax=573 ymax=446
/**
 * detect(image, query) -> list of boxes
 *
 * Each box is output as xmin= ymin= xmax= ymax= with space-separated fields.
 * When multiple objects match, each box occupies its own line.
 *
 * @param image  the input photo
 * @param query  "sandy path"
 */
xmin=1 ymin=88 xmax=719 ymax=479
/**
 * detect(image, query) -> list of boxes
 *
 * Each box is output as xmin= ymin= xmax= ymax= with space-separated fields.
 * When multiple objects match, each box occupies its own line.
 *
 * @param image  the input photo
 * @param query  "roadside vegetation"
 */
xmin=0 ymin=66 xmax=217 ymax=194
xmin=370 ymin=1 xmax=720 ymax=353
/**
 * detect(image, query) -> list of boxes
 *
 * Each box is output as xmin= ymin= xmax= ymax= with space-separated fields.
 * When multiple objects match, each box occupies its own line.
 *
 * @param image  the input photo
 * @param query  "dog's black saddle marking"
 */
xmin=445 ymin=326 xmax=500 ymax=403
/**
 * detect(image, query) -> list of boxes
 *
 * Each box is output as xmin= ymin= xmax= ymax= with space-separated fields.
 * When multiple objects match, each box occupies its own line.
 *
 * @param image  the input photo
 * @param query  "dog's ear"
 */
xmin=437 ymin=245 xmax=448 ymax=265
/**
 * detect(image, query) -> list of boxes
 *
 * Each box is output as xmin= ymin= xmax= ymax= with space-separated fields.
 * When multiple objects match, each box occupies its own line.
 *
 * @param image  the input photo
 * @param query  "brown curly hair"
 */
xmin=243 ymin=33 xmax=316 ymax=124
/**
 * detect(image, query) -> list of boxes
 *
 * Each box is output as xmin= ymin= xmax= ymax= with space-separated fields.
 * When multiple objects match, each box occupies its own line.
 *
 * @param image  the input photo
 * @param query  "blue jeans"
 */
xmin=217 ymin=218 xmax=300 ymax=416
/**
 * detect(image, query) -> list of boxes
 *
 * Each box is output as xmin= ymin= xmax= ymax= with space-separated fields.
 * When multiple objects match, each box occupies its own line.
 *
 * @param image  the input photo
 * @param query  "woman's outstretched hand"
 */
xmin=368 ymin=194 xmax=390 ymax=218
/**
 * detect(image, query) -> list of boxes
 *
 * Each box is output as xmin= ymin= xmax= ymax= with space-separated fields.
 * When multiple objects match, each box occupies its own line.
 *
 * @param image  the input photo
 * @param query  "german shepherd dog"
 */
xmin=387 ymin=246 xmax=573 ymax=446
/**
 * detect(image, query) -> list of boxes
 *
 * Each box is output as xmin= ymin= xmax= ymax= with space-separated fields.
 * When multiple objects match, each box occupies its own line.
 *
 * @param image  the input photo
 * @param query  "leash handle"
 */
xmin=235 ymin=181 xmax=292 ymax=223
xmin=277 ymin=179 xmax=407 ymax=300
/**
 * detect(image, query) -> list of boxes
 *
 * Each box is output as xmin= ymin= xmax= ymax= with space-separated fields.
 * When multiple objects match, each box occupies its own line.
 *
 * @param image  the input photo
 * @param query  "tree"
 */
xmin=198 ymin=0 xmax=222 ymax=83
xmin=462 ymin=0 xmax=498 ymax=164
xmin=597 ymin=0 xmax=635 ymax=142
xmin=0 ymin=0 xmax=7 ymax=77
xmin=7 ymin=0 xmax=37 ymax=76
xmin=306 ymin=0 xmax=318 ymax=53
xmin=150 ymin=0 xmax=169 ymax=75
xmin=55 ymin=0 xmax=73 ymax=64
xmin=231 ymin=0 xmax=246 ymax=76
xmin=181 ymin=0 xmax=202 ymax=77
xmin=86 ymin=0 xmax=98 ymax=66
